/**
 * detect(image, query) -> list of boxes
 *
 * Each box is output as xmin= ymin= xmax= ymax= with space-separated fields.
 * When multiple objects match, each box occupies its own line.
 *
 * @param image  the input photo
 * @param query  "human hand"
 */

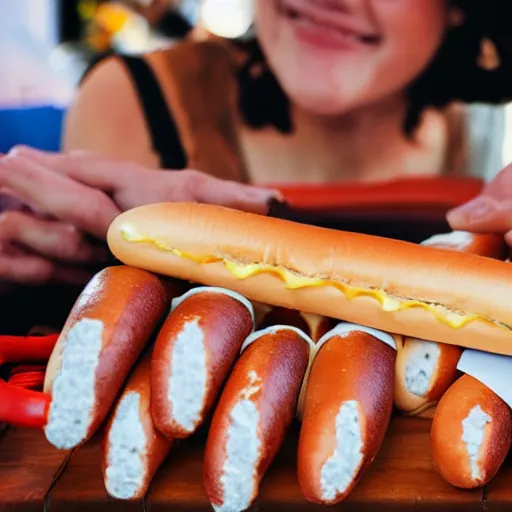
xmin=3 ymin=146 xmax=279 ymax=226
xmin=0 ymin=147 xmax=279 ymax=286
xmin=447 ymin=163 xmax=512 ymax=246
xmin=0 ymin=154 xmax=114 ymax=287
xmin=0 ymin=209 xmax=109 ymax=287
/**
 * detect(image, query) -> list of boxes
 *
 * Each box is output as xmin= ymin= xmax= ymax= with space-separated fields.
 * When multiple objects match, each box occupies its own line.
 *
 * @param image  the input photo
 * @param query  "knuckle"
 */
xmin=54 ymin=226 xmax=83 ymax=261
xmin=0 ymin=211 xmax=23 ymax=235
xmin=182 ymin=169 xmax=205 ymax=199
xmin=81 ymin=190 xmax=114 ymax=232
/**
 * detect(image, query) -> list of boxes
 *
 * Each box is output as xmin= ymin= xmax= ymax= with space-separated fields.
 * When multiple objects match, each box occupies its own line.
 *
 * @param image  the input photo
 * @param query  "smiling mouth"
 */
xmin=282 ymin=4 xmax=381 ymax=46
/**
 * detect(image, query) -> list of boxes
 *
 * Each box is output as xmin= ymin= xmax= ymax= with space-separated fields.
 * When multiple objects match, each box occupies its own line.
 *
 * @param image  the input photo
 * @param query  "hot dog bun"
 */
xmin=204 ymin=326 xmax=311 ymax=512
xmin=107 ymin=203 xmax=512 ymax=355
xmin=394 ymin=338 xmax=462 ymax=418
xmin=103 ymin=352 xmax=171 ymax=500
xmin=431 ymin=374 xmax=512 ymax=488
xmin=394 ymin=231 xmax=506 ymax=418
xmin=43 ymin=266 xmax=171 ymax=449
xmin=297 ymin=327 xmax=395 ymax=504
xmin=151 ymin=287 xmax=254 ymax=439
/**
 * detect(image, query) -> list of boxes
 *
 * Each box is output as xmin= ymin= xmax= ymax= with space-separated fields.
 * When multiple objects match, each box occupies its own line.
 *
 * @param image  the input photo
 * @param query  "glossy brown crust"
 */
xmin=394 ymin=338 xmax=462 ymax=418
xmin=258 ymin=307 xmax=333 ymax=342
xmin=44 ymin=266 xmax=171 ymax=441
xmin=151 ymin=291 xmax=253 ymax=439
xmin=102 ymin=352 xmax=171 ymax=500
xmin=204 ymin=329 xmax=310 ymax=509
xmin=298 ymin=331 xmax=395 ymax=504
xmin=431 ymin=374 xmax=512 ymax=489
xmin=107 ymin=203 xmax=512 ymax=355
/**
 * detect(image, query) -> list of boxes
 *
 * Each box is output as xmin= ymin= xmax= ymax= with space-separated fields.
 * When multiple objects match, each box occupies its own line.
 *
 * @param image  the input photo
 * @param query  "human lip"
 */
xmin=280 ymin=0 xmax=381 ymax=48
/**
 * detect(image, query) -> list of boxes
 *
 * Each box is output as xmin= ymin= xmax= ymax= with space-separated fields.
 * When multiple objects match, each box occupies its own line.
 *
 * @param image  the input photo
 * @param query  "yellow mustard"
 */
xmin=119 ymin=225 xmax=501 ymax=331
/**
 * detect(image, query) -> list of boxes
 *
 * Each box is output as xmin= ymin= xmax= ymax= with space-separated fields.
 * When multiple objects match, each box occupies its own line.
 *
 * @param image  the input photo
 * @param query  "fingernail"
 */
xmin=447 ymin=197 xmax=495 ymax=224
xmin=271 ymin=189 xmax=284 ymax=202
xmin=8 ymin=145 xmax=34 ymax=158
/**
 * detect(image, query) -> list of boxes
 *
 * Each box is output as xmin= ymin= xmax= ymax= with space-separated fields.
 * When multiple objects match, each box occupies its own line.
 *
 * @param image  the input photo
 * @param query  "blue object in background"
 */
xmin=0 ymin=105 xmax=65 ymax=153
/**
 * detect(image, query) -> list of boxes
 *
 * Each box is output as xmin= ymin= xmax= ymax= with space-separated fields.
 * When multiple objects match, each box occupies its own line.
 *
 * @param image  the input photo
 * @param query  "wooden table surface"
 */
xmin=1 ymin=415 xmax=508 ymax=512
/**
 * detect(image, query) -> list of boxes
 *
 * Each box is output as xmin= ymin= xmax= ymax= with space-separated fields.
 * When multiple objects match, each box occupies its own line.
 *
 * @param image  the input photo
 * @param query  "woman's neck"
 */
xmin=240 ymin=93 xmax=448 ymax=185
xmin=289 ymin=93 xmax=411 ymax=182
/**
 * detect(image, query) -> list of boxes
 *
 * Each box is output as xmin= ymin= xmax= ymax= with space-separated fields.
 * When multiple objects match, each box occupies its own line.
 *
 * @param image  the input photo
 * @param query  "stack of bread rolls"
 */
xmin=1 ymin=202 xmax=512 ymax=510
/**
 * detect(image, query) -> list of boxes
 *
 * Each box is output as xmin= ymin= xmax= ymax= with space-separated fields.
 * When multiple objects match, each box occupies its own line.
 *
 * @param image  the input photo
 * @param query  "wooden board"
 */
xmin=483 ymin=452 xmax=512 ymax=512
xmin=0 ymin=427 xmax=71 ymax=512
xmin=47 ymin=429 xmax=144 ymax=512
xmin=0 ymin=416 xmax=505 ymax=511
xmin=146 ymin=417 xmax=483 ymax=512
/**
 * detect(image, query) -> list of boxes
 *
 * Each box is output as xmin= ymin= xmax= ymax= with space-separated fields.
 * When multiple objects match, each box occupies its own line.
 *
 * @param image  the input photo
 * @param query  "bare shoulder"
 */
xmin=62 ymin=40 xmax=238 ymax=172
xmin=61 ymin=54 xmax=158 ymax=166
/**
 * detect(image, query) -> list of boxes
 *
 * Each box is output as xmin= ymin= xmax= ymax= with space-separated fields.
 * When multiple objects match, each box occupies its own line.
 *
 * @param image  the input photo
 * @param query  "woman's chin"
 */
xmin=286 ymin=87 xmax=356 ymax=118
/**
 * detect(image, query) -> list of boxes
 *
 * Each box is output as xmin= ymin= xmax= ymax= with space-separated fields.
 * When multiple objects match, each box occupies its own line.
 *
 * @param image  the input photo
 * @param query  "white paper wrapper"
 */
xmin=457 ymin=349 xmax=512 ymax=408
xmin=240 ymin=325 xmax=315 ymax=353
xmin=317 ymin=322 xmax=397 ymax=351
xmin=170 ymin=286 xmax=255 ymax=327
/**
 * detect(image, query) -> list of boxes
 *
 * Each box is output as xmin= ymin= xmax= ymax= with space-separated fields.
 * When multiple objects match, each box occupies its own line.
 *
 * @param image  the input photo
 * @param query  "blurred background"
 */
xmin=0 ymin=0 xmax=250 ymax=154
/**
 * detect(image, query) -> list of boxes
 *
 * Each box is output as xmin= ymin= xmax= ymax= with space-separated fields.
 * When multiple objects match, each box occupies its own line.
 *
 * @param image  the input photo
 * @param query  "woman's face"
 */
xmin=255 ymin=0 xmax=457 ymax=116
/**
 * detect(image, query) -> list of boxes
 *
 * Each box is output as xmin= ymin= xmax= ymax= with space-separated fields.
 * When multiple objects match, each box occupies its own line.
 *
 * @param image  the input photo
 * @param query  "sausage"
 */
xmin=394 ymin=338 xmax=462 ymax=418
xmin=103 ymin=352 xmax=171 ymax=500
xmin=204 ymin=326 xmax=312 ymax=512
xmin=431 ymin=374 xmax=512 ymax=488
xmin=43 ymin=266 xmax=172 ymax=449
xmin=151 ymin=287 xmax=254 ymax=439
xmin=297 ymin=324 xmax=396 ymax=504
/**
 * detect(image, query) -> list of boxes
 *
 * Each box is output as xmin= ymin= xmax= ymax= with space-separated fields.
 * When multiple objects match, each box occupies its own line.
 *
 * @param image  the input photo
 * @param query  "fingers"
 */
xmin=191 ymin=172 xmax=281 ymax=215
xmin=0 ymin=155 xmax=121 ymax=239
xmin=8 ymin=146 xmax=138 ymax=191
xmin=0 ymin=211 xmax=109 ymax=263
xmin=447 ymin=196 xmax=512 ymax=234
xmin=0 ymin=252 xmax=92 ymax=286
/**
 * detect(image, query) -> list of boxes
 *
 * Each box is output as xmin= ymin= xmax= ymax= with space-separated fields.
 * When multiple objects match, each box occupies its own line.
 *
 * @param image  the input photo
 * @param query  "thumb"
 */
xmin=446 ymin=196 xmax=512 ymax=233
xmin=194 ymin=176 xmax=282 ymax=215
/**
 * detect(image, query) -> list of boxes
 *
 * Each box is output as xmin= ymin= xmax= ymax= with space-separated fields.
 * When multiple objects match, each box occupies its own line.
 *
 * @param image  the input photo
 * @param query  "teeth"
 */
xmin=286 ymin=8 xmax=363 ymax=43
xmin=292 ymin=15 xmax=360 ymax=42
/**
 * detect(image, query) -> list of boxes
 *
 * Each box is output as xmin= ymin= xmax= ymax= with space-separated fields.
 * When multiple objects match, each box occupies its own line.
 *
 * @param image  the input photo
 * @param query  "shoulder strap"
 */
xmin=147 ymin=40 xmax=249 ymax=182
xmin=118 ymin=55 xmax=187 ymax=170
xmin=81 ymin=52 xmax=187 ymax=169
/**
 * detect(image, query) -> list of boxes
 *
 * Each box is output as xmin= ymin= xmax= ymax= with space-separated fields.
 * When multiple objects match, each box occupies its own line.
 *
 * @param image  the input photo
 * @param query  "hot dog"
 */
xmin=103 ymin=352 xmax=171 ymax=500
xmin=42 ymin=266 xmax=172 ymax=449
xmin=151 ymin=287 xmax=254 ymax=439
xmin=297 ymin=324 xmax=396 ymax=504
xmin=431 ymin=374 xmax=512 ymax=488
xmin=107 ymin=203 xmax=512 ymax=355
xmin=258 ymin=307 xmax=333 ymax=342
xmin=394 ymin=339 xmax=462 ymax=418
xmin=204 ymin=326 xmax=312 ymax=512
xmin=395 ymin=232 xmax=506 ymax=417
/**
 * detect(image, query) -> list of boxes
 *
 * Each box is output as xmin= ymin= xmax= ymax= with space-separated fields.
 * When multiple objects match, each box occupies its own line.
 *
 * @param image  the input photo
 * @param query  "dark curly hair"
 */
xmin=234 ymin=0 xmax=512 ymax=136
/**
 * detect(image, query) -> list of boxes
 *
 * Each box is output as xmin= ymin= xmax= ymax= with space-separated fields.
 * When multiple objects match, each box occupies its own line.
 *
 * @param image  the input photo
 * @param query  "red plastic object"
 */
xmin=0 ymin=379 xmax=50 ymax=428
xmin=0 ymin=334 xmax=59 ymax=365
